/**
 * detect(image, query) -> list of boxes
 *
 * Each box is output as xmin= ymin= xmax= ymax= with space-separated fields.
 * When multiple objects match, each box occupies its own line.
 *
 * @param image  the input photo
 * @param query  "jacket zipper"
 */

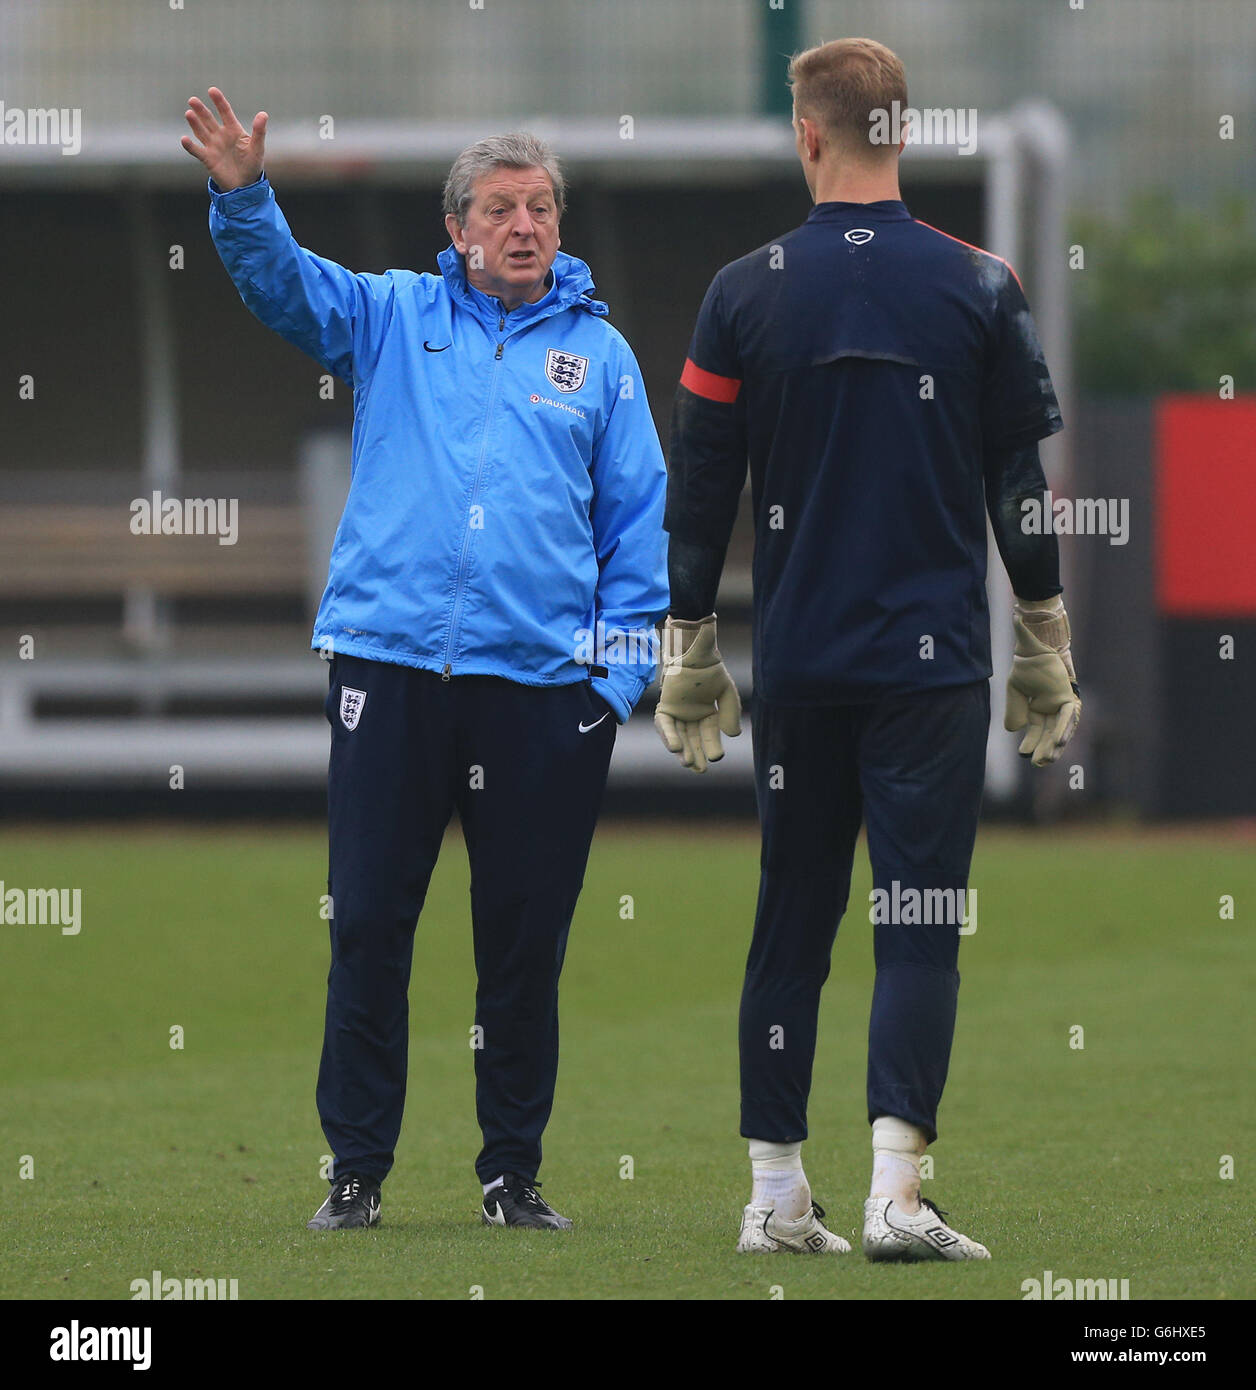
xmin=441 ymin=311 xmax=508 ymax=677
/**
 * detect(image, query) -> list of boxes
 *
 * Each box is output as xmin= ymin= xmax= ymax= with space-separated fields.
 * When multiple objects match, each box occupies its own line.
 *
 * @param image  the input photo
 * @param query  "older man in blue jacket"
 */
xmin=183 ymin=88 xmax=668 ymax=1232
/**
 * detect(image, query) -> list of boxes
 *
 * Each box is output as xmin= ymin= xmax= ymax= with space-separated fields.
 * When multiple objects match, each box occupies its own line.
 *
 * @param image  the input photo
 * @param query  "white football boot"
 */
xmin=738 ymin=1201 xmax=853 ymax=1254
xmin=862 ymin=1196 xmax=990 ymax=1261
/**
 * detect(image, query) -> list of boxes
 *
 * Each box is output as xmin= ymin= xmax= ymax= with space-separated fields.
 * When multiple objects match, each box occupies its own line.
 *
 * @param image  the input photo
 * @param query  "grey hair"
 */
xmin=442 ymin=131 xmax=566 ymax=225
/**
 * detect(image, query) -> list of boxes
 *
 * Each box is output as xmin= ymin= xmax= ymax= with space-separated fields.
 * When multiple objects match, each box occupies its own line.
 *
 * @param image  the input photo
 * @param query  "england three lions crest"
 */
xmin=545 ymin=348 xmax=589 ymax=393
xmin=339 ymin=687 xmax=367 ymax=731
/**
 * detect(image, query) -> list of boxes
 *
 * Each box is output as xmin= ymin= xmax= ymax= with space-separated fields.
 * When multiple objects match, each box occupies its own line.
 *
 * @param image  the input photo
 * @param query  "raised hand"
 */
xmin=181 ymin=87 xmax=267 ymax=192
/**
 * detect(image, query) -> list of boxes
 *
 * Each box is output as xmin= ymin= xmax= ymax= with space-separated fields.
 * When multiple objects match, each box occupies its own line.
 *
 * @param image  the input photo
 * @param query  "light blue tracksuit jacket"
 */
xmin=208 ymin=176 xmax=668 ymax=721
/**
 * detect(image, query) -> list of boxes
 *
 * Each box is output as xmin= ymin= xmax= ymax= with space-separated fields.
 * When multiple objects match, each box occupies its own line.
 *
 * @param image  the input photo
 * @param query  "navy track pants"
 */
xmin=740 ymin=680 xmax=989 ymax=1145
xmin=317 ymin=654 xmax=616 ymax=1185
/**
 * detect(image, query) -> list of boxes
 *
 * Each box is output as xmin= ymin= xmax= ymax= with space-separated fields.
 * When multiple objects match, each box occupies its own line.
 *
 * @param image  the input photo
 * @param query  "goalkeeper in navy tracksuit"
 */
xmin=655 ymin=39 xmax=1080 ymax=1260
xmin=184 ymin=89 xmax=667 ymax=1232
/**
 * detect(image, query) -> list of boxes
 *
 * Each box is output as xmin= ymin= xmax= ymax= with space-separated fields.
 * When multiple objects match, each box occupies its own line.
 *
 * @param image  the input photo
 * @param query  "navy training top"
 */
xmin=665 ymin=198 xmax=1063 ymax=704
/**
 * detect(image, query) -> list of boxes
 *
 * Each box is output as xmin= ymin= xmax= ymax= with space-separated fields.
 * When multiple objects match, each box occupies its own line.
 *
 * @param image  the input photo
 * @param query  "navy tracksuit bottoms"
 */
xmin=317 ymin=654 xmax=616 ymax=1186
xmin=740 ymin=680 xmax=989 ymax=1145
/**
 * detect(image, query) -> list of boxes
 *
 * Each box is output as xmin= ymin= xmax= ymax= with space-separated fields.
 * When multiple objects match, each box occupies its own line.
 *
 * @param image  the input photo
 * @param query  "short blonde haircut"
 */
xmin=788 ymin=37 xmax=908 ymax=157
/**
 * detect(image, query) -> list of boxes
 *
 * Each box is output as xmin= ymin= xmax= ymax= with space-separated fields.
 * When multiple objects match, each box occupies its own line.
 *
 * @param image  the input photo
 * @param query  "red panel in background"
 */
xmin=1156 ymin=395 xmax=1256 ymax=616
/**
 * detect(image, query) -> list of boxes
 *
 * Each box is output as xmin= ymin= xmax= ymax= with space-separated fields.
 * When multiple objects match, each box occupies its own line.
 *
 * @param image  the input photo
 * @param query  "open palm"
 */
xmin=181 ymin=87 xmax=267 ymax=191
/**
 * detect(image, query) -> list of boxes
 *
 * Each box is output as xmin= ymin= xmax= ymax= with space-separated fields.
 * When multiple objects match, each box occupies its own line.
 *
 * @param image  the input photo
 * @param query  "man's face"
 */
xmin=445 ymin=166 xmax=561 ymax=310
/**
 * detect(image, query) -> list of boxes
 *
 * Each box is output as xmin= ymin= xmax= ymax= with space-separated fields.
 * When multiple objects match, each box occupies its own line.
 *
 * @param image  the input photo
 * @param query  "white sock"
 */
xmin=482 ymin=1175 xmax=505 ymax=1196
xmin=748 ymin=1139 xmax=811 ymax=1221
xmin=870 ymin=1116 xmax=927 ymax=1213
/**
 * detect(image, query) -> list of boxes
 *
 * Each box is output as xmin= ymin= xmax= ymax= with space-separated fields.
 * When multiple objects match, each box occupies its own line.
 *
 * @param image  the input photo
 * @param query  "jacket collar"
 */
xmin=805 ymin=199 xmax=912 ymax=224
xmin=437 ymin=245 xmax=608 ymax=324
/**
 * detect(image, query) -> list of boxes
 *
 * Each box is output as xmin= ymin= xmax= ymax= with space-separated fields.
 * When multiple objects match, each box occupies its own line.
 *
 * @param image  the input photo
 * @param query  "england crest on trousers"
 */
xmin=339 ymin=687 xmax=367 ymax=731
xmin=545 ymin=348 xmax=589 ymax=393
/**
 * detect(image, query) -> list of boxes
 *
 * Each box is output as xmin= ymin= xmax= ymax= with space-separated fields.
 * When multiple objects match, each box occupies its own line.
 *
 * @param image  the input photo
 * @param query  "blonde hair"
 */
xmin=788 ymin=38 xmax=908 ymax=157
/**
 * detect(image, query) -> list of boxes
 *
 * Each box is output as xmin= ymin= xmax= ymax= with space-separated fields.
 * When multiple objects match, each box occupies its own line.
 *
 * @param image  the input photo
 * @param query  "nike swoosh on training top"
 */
xmin=423 ymin=340 xmax=451 ymax=352
xmin=578 ymin=712 xmax=610 ymax=733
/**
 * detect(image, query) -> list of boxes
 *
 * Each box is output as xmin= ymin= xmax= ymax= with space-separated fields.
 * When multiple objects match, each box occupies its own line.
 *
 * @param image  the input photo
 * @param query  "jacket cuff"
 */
xmin=208 ymin=174 xmax=271 ymax=214
xmin=591 ymin=673 xmax=644 ymax=725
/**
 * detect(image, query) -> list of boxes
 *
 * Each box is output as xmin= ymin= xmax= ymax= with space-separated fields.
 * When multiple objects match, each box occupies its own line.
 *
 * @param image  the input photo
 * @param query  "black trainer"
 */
xmin=307 ymin=1171 xmax=382 ymax=1230
xmin=481 ymin=1174 xmax=572 ymax=1229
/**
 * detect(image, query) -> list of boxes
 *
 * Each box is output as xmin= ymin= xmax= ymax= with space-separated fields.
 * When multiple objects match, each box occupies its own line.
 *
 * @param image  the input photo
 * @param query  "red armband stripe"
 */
xmin=680 ymin=358 xmax=741 ymax=404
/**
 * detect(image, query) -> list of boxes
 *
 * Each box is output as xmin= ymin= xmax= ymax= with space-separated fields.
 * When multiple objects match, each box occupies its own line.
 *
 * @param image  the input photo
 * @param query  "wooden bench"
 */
xmin=0 ymin=502 xmax=307 ymax=599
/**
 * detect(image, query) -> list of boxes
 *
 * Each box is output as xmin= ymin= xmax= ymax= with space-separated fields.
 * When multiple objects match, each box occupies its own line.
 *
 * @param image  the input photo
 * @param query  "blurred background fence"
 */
xmin=3 ymin=0 xmax=1253 ymax=209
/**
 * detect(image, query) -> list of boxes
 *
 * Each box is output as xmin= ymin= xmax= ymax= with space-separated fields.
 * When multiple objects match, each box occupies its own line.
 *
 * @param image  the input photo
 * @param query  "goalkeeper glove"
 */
xmin=1005 ymin=595 xmax=1082 ymax=767
xmin=654 ymin=615 xmax=742 ymax=773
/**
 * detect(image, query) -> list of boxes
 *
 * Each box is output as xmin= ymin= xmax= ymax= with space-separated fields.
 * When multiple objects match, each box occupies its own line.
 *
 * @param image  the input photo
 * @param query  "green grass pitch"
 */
xmin=1 ymin=821 xmax=1251 ymax=1301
